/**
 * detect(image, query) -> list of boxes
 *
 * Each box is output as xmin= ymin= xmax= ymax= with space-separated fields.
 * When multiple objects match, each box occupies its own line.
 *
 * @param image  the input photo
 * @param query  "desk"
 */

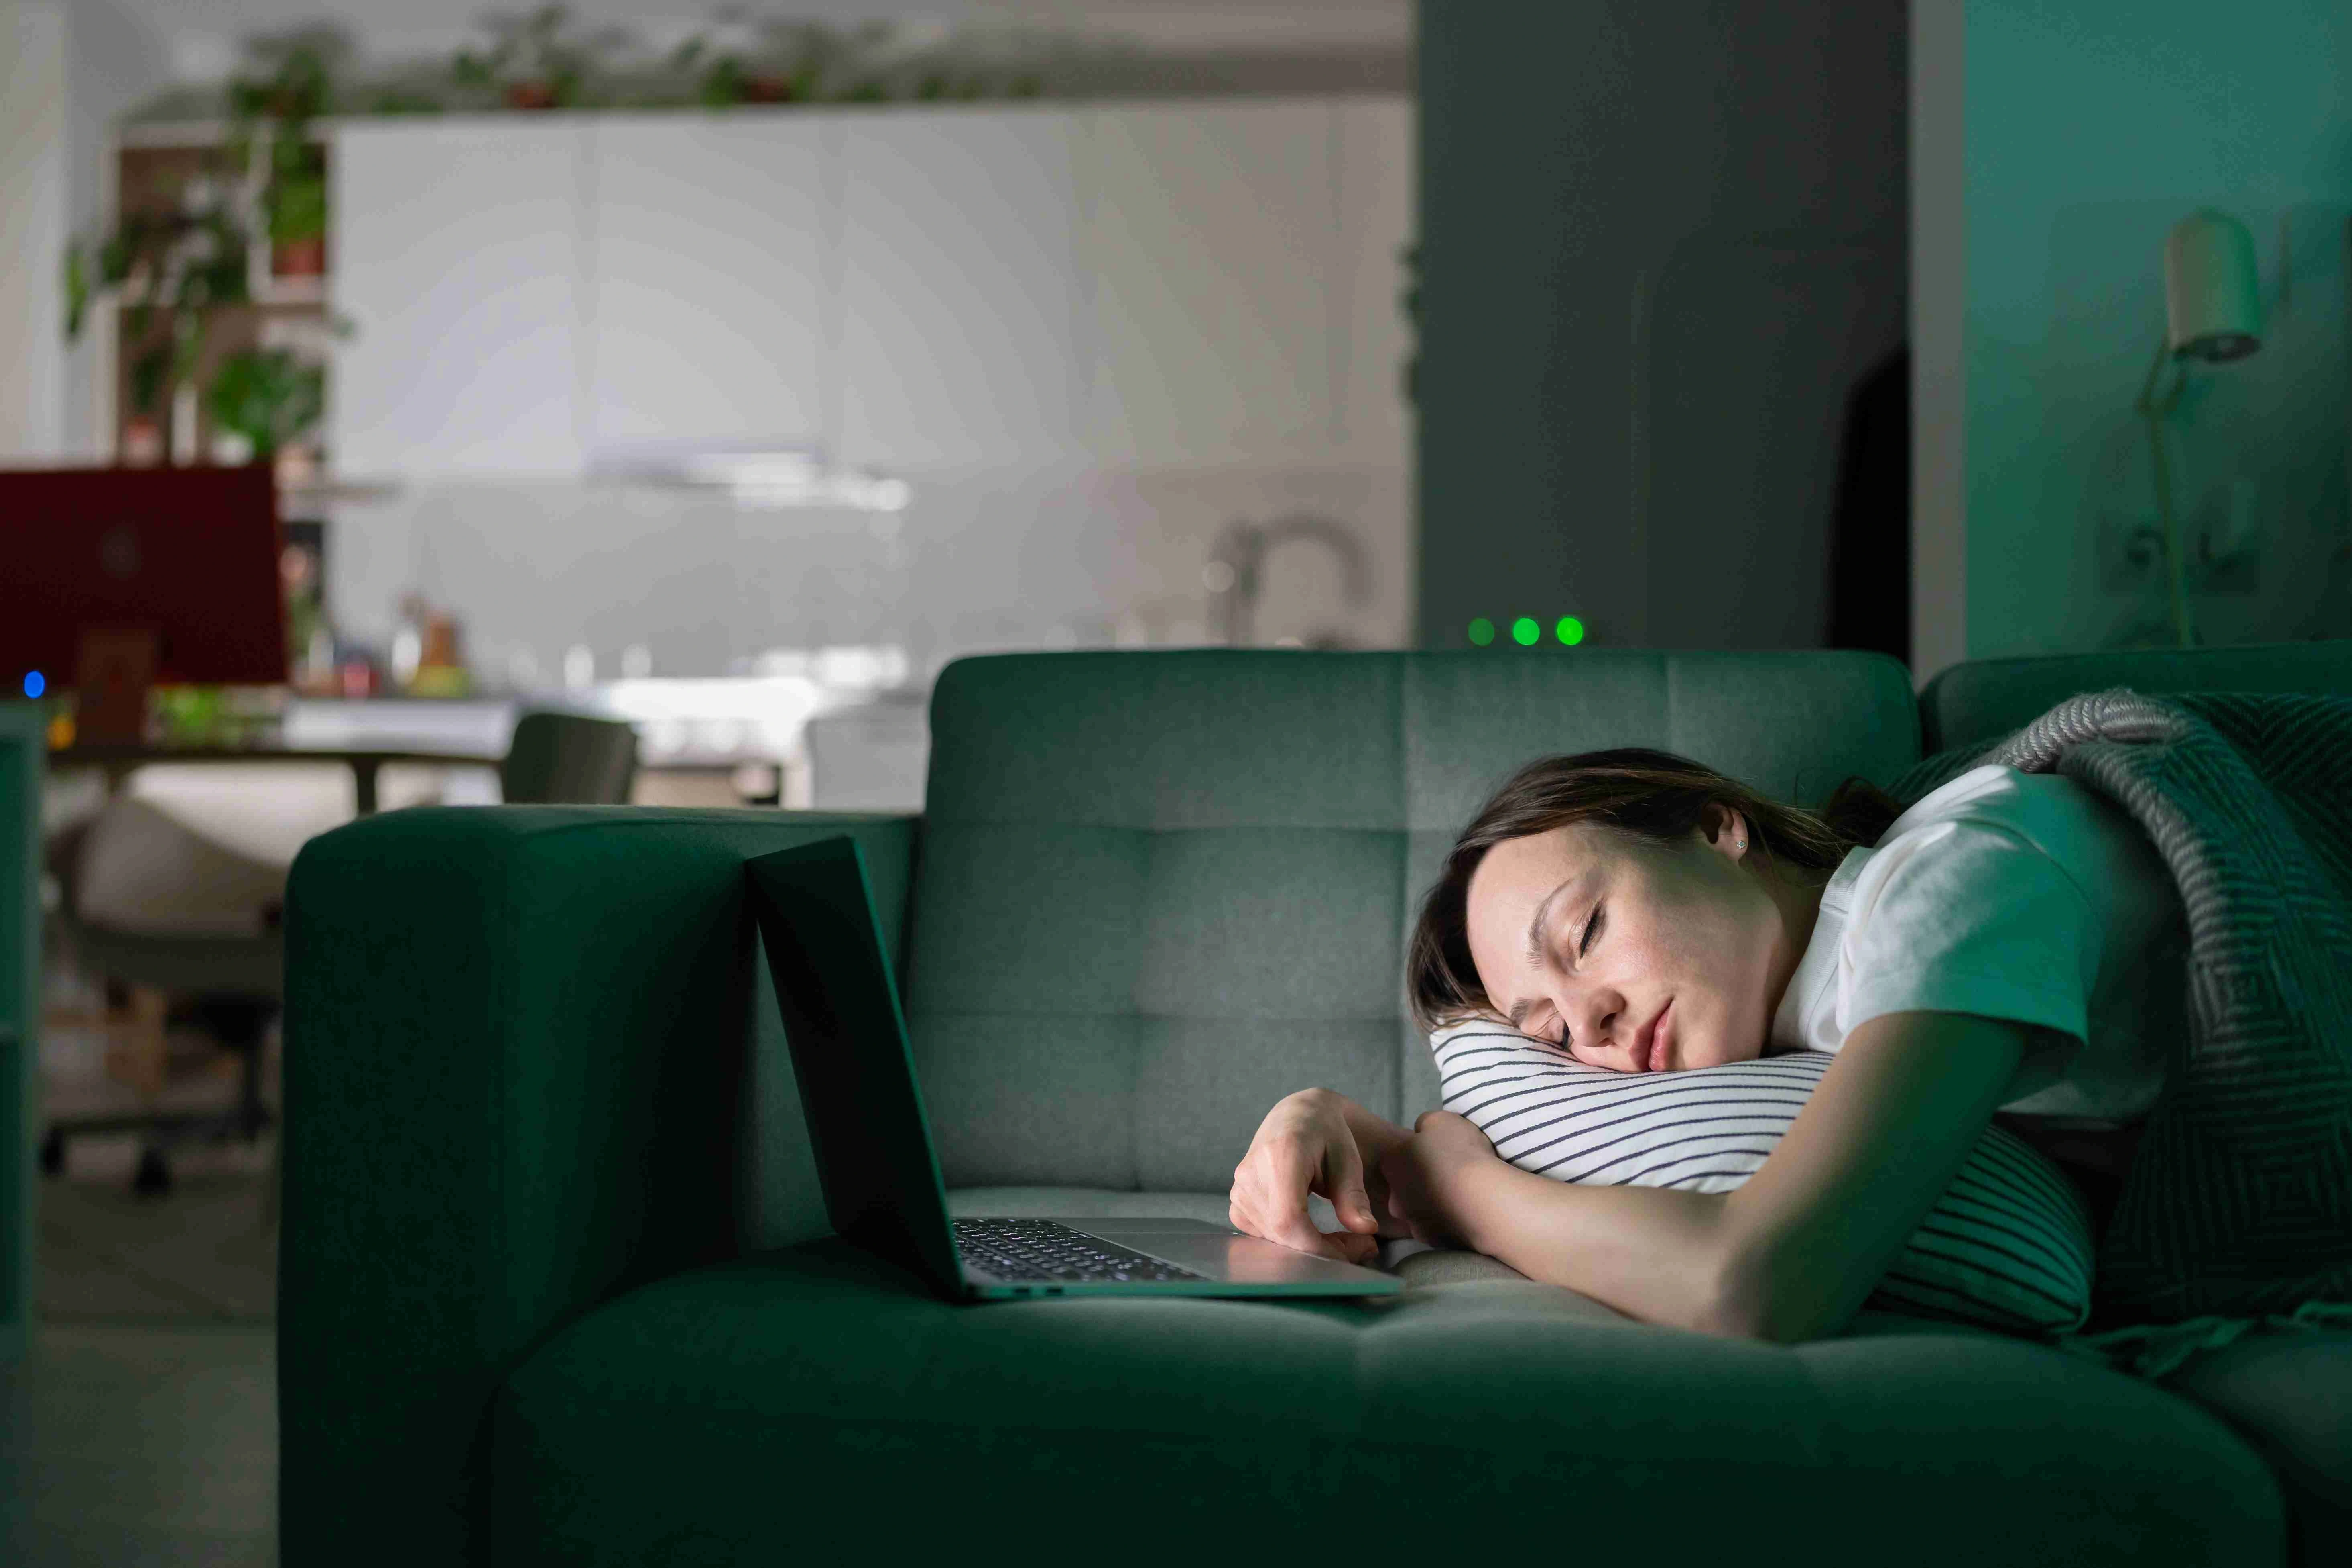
xmin=55 ymin=745 xmax=505 ymax=815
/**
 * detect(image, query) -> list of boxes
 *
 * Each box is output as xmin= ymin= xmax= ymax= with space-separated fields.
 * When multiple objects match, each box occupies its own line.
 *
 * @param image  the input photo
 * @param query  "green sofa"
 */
xmin=1 ymin=703 xmax=41 ymax=1365
xmin=281 ymin=645 xmax=2352 ymax=1566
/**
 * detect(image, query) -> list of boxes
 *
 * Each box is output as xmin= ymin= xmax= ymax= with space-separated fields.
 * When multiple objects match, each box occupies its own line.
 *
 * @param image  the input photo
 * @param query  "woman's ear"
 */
xmin=1701 ymin=803 xmax=1750 ymax=860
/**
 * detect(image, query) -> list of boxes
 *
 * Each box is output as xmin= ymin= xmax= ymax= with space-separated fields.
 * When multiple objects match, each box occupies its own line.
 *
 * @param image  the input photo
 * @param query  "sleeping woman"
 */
xmin=1226 ymin=746 xmax=2188 ymax=1342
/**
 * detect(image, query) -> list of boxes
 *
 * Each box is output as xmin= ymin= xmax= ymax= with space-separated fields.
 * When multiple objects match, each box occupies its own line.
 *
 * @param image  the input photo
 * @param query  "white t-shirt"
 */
xmin=1767 ymin=764 xmax=2189 ymax=1125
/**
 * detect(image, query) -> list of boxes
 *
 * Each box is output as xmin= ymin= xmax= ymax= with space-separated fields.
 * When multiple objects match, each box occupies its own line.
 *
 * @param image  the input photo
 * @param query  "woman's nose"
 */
xmin=1571 ymin=997 xmax=1620 ymax=1055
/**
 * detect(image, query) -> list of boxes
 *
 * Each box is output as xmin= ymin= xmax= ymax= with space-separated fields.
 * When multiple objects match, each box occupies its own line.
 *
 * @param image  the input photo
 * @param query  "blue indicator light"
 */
xmin=22 ymin=671 xmax=43 ymax=699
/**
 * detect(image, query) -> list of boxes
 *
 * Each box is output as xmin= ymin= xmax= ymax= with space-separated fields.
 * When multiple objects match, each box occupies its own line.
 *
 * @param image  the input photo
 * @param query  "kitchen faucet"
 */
xmin=1206 ymin=512 xmax=1373 ymax=648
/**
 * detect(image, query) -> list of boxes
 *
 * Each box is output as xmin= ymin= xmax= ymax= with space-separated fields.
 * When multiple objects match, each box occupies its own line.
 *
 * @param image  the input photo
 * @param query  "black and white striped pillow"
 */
xmin=1432 ymin=1026 xmax=2094 ymax=1335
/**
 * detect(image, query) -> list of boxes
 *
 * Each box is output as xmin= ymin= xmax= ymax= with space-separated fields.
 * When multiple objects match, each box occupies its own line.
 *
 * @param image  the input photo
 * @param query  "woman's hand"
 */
xmin=1228 ymin=1088 xmax=1409 ymax=1263
xmin=1377 ymin=1111 xmax=1501 ymax=1248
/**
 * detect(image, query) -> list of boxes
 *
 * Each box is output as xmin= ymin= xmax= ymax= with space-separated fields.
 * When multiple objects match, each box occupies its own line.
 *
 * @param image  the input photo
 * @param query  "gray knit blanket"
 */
xmin=1888 ymin=689 xmax=2352 ymax=1324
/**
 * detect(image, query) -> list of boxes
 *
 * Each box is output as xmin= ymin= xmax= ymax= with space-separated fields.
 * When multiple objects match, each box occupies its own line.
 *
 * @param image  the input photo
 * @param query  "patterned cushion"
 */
xmin=1434 ymin=1025 xmax=2095 ymax=1335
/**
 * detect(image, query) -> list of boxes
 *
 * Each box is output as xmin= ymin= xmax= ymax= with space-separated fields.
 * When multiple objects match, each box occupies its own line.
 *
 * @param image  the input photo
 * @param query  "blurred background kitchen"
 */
xmin=8 ymin=0 xmax=1418 ymax=819
xmin=2 ymin=8 xmax=1418 ymax=1556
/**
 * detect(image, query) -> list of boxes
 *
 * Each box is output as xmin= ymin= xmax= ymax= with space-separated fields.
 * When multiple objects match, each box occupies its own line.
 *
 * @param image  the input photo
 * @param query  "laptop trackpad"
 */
xmin=1085 ymin=1225 xmax=1386 ymax=1285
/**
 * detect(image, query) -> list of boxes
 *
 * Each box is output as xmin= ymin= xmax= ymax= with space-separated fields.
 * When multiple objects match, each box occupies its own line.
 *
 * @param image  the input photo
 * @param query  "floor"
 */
xmin=2 ymin=999 xmax=281 ymax=1565
xmin=0 ymin=1322 xmax=276 ymax=1565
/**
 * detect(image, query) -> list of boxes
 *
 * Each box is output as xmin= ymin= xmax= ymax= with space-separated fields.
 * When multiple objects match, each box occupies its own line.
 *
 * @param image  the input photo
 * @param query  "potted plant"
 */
xmin=705 ymin=15 xmax=870 ymax=106
xmin=224 ymin=26 xmax=342 ymax=160
xmin=205 ymin=348 xmax=325 ymax=462
xmin=225 ymin=27 xmax=346 ymax=278
xmin=122 ymin=342 xmax=170 ymax=466
xmin=454 ymin=6 xmax=636 ymax=110
xmin=267 ymin=169 xmax=329 ymax=277
xmin=63 ymin=196 xmax=254 ymax=465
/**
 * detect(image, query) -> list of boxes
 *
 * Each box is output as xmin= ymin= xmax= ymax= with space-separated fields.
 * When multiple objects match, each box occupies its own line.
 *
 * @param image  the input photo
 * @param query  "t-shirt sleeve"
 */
xmin=1835 ymin=818 xmax=2099 ymax=1062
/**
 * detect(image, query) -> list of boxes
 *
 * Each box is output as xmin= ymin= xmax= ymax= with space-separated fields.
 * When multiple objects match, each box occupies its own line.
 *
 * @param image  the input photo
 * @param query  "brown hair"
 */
xmin=1405 ymin=748 xmax=1903 ymax=1031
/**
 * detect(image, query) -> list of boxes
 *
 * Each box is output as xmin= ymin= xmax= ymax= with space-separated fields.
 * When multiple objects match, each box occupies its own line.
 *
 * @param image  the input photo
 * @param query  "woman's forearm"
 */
xmin=1439 ymin=1011 xmax=2032 ymax=1341
xmin=1450 ymin=1159 xmax=1735 ymax=1330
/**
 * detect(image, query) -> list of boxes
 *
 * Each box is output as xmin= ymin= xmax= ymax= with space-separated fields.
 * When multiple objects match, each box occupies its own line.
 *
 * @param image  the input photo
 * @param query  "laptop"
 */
xmin=746 ymin=837 xmax=1403 ymax=1302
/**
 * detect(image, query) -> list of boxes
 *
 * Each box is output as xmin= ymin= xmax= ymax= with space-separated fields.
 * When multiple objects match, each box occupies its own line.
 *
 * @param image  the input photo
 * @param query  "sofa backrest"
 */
xmin=1919 ymin=639 xmax=2352 ymax=755
xmin=904 ymin=649 xmax=1918 ymax=1194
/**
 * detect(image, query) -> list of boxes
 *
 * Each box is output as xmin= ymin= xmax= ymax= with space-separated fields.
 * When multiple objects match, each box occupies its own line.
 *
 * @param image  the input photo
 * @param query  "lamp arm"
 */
xmin=2136 ymin=336 xmax=2197 ymax=648
xmin=2134 ymin=335 xmax=2171 ymax=415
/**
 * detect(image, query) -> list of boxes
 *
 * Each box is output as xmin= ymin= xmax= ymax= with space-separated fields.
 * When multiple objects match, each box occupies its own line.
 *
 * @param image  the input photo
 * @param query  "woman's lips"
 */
xmin=1646 ymin=999 xmax=1674 ymax=1074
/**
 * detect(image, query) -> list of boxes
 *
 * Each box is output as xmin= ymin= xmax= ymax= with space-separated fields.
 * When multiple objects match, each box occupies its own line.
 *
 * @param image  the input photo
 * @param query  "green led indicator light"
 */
xmin=1555 ymin=616 xmax=1585 ymax=646
xmin=1510 ymin=617 xmax=1540 ymax=646
xmin=1467 ymin=617 xmax=1496 ymax=646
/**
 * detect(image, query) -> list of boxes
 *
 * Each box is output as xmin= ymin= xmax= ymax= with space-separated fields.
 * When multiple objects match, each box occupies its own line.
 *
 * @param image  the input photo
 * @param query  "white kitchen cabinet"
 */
xmin=837 ymin=107 xmax=1089 ymax=472
xmin=1077 ymin=100 xmax=1339 ymax=468
xmin=805 ymin=700 xmax=929 ymax=812
xmin=329 ymin=96 xmax=1409 ymax=483
xmin=584 ymin=114 xmax=834 ymax=456
xmin=1333 ymin=98 xmax=1415 ymax=461
xmin=331 ymin=120 xmax=589 ymax=478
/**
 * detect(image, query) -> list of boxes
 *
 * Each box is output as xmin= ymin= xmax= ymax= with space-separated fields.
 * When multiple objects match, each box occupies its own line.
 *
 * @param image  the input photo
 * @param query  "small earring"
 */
xmin=1736 ymin=837 xmax=1746 ymax=851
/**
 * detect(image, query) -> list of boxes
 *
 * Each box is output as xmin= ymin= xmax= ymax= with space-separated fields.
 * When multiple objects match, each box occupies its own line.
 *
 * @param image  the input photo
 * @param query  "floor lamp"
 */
xmin=2137 ymin=208 xmax=2263 ymax=648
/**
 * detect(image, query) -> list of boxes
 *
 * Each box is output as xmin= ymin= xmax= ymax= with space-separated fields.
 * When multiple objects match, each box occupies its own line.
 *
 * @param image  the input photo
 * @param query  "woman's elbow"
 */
xmin=1686 ymin=1243 xmax=1849 ymax=1344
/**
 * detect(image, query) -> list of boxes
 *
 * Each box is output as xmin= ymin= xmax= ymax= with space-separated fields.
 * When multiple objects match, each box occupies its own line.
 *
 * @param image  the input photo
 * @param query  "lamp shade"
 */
xmin=2164 ymin=209 xmax=2261 ymax=362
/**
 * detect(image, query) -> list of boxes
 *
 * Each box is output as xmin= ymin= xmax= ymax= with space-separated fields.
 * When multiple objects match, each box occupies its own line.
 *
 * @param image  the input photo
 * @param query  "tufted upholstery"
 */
xmin=903 ymin=650 xmax=1918 ymax=1192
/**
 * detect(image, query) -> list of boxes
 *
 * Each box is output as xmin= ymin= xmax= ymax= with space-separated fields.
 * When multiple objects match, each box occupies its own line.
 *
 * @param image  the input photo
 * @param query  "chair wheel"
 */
xmin=133 ymin=1148 xmax=173 ymax=1198
xmin=39 ymin=1128 xmax=65 ymax=1176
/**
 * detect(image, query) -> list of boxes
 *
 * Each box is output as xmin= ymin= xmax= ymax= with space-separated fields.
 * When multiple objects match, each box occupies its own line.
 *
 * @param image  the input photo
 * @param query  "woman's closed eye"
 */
xmin=1521 ymin=907 xmax=1608 ymax=1054
xmin=1524 ymin=912 xmax=1618 ymax=1062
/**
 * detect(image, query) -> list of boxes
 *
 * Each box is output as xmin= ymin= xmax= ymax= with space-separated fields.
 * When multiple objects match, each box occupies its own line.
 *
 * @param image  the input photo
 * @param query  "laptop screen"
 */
xmin=746 ymin=838 xmax=966 ymax=1297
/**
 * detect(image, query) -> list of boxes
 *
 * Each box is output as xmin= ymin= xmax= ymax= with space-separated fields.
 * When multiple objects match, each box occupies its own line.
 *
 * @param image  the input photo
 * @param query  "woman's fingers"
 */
xmin=1232 ymin=1142 xmax=1356 ymax=1262
xmin=1318 ymin=1128 xmax=1380 ymax=1235
xmin=1244 ymin=1197 xmax=1378 ymax=1264
xmin=1226 ymin=1089 xmax=1394 ymax=1263
xmin=1258 ymin=1164 xmax=1354 ymax=1259
xmin=1376 ymin=1143 xmax=1437 ymax=1245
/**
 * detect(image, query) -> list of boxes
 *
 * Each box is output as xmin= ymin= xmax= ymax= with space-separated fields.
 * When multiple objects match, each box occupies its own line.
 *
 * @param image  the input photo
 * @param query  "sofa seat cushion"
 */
xmin=2169 ymin=1330 xmax=2352 ymax=1564
xmin=494 ymin=1236 xmax=2282 ymax=1566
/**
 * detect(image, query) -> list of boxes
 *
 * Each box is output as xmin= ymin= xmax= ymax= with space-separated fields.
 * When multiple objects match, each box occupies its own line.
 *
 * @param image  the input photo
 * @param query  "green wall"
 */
xmin=1962 ymin=0 xmax=2352 ymax=656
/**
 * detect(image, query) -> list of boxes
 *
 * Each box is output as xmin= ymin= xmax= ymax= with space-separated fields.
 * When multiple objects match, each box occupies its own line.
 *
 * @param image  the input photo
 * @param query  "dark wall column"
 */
xmin=1415 ymin=2 xmax=1908 ymax=652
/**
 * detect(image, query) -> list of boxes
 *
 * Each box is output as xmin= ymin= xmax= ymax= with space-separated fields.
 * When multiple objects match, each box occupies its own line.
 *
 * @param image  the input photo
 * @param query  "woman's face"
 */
xmin=1462 ymin=810 xmax=1793 ymax=1073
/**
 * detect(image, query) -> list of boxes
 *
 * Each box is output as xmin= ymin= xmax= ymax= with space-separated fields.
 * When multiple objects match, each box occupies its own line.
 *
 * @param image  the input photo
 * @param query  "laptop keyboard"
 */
xmin=954 ymin=1218 xmax=1207 ymax=1284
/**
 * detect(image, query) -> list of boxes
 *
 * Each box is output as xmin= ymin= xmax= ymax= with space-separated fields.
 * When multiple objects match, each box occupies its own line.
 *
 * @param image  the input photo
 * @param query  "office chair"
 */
xmin=40 ymin=710 xmax=639 ymax=1197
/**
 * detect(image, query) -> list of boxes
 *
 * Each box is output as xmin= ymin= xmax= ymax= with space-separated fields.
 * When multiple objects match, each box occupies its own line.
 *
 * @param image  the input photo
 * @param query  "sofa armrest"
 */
xmin=280 ymin=805 xmax=917 ymax=1567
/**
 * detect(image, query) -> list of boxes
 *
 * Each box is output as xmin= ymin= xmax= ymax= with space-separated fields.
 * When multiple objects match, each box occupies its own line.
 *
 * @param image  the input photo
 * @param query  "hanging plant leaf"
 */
xmin=63 ymin=245 xmax=91 ymax=341
xmin=206 ymin=348 xmax=326 ymax=456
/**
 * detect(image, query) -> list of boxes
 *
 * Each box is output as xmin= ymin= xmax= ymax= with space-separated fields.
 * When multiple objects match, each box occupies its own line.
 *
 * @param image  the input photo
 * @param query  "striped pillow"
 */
xmin=1432 ymin=1025 xmax=2094 ymax=1336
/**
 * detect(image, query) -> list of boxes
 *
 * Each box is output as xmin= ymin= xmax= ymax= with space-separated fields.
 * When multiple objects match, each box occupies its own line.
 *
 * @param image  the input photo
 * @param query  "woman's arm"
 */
xmin=1388 ymin=1011 xmax=2030 ymax=1340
